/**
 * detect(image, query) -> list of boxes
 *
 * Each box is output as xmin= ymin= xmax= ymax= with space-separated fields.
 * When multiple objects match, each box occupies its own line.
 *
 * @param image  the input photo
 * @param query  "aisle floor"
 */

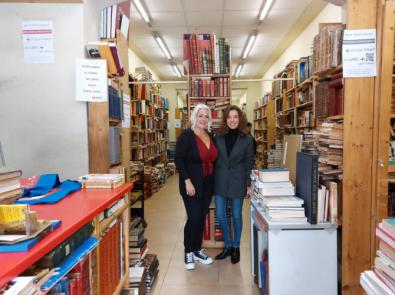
xmin=143 ymin=175 xmax=260 ymax=295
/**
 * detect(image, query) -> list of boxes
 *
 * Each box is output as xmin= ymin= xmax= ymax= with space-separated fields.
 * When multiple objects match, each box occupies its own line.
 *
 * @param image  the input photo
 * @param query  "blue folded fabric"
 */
xmin=15 ymin=174 xmax=81 ymax=205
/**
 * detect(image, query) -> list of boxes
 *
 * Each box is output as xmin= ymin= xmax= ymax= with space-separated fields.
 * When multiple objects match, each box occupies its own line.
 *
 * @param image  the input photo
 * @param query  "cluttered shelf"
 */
xmin=0 ymin=183 xmax=133 ymax=288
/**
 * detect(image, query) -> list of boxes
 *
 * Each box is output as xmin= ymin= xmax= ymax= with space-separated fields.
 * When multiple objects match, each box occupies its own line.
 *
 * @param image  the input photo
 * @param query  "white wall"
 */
xmin=261 ymin=3 xmax=343 ymax=92
xmin=0 ymin=3 xmax=87 ymax=179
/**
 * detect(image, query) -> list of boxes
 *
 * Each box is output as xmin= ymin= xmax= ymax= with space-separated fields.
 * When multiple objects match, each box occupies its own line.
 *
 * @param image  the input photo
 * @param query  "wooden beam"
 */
xmin=373 ymin=0 xmax=395 ymax=255
xmin=0 ymin=0 xmax=83 ymax=3
xmin=342 ymin=0 xmax=378 ymax=294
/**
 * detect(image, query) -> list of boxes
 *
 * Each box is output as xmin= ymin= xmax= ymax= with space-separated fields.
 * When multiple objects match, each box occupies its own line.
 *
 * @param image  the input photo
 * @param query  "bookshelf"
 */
xmin=0 ymin=181 xmax=133 ymax=293
xmin=87 ymin=32 xmax=131 ymax=181
xmin=184 ymin=33 xmax=232 ymax=133
xmin=273 ymin=58 xmax=315 ymax=141
xmin=253 ymin=94 xmax=275 ymax=168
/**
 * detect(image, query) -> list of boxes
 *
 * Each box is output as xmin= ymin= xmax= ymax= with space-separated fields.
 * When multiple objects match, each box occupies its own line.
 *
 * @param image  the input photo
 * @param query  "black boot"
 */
xmin=215 ymin=247 xmax=232 ymax=260
xmin=231 ymin=247 xmax=240 ymax=264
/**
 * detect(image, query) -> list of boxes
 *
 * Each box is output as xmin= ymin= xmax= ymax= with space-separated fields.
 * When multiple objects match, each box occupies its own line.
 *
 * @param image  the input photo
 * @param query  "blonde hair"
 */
xmin=190 ymin=104 xmax=212 ymax=131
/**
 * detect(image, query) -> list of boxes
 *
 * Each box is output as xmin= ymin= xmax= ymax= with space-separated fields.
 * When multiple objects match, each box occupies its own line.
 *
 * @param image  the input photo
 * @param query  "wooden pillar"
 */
xmin=342 ymin=0 xmax=378 ymax=294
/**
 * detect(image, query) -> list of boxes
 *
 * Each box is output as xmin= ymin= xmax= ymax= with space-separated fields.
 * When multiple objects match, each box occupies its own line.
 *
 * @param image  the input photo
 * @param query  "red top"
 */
xmin=0 ymin=181 xmax=133 ymax=289
xmin=195 ymin=135 xmax=218 ymax=177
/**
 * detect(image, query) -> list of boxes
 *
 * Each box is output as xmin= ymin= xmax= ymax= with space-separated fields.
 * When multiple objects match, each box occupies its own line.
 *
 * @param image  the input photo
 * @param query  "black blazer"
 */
xmin=175 ymin=128 xmax=216 ymax=198
xmin=214 ymin=134 xmax=254 ymax=198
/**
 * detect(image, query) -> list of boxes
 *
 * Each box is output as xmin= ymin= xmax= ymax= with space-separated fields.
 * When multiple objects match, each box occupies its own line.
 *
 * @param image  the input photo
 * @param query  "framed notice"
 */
xmin=122 ymin=93 xmax=131 ymax=128
xmin=342 ymin=29 xmax=377 ymax=78
xmin=75 ymin=59 xmax=108 ymax=102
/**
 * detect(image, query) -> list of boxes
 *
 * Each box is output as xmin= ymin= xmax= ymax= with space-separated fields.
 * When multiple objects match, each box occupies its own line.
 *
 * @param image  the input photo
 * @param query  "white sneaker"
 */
xmin=184 ymin=252 xmax=195 ymax=270
xmin=193 ymin=249 xmax=214 ymax=265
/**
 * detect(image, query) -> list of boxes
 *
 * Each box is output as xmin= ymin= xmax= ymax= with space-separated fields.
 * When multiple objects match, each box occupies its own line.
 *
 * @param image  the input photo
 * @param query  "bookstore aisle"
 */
xmin=143 ymin=176 xmax=260 ymax=295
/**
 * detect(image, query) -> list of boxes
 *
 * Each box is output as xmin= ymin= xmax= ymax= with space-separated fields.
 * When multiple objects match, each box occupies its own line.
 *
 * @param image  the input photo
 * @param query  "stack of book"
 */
xmin=267 ymin=140 xmax=283 ymax=169
xmin=361 ymin=219 xmax=395 ymax=294
xmin=128 ymin=264 xmax=147 ymax=295
xmin=142 ymin=254 xmax=159 ymax=293
xmin=251 ymin=169 xmax=307 ymax=223
xmin=317 ymin=121 xmax=343 ymax=182
xmin=130 ymin=217 xmax=148 ymax=262
xmin=78 ymin=174 xmax=125 ymax=189
xmin=0 ymin=167 xmax=22 ymax=204
xmin=144 ymin=166 xmax=162 ymax=196
xmin=302 ymin=130 xmax=320 ymax=155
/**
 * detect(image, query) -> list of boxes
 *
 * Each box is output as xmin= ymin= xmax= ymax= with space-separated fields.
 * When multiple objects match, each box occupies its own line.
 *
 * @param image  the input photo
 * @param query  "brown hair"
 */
xmin=217 ymin=105 xmax=249 ymax=136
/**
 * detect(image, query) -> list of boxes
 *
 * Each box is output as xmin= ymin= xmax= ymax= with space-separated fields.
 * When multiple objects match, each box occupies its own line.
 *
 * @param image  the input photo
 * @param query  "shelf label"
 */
xmin=342 ymin=29 xmax=377 ymax=78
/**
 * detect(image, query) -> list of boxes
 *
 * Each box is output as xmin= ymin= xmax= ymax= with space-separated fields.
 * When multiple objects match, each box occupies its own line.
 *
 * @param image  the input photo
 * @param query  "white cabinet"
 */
xmin=250 ymin=200 xmax=337 ymax=295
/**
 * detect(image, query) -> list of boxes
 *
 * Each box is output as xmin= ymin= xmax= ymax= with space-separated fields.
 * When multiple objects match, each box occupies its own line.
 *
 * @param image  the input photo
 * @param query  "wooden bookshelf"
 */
xmin=87 ymin=32 xmax=131 ymax=180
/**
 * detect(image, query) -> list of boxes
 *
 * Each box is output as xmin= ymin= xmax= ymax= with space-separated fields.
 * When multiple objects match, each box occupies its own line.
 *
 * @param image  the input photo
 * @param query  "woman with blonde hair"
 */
xmin=175 ymin=104 xmax=218 ymax=270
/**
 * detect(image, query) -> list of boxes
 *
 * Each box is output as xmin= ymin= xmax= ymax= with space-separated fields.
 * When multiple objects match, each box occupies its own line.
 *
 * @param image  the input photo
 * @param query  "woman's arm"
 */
xmin=245 ymin=137 xmax=255 ymax=183
xmin=175 ymin=131 xmax=190 ymax=182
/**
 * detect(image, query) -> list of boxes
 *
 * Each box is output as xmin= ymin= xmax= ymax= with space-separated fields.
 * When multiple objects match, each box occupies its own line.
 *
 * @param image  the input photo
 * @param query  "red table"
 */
xmin=0 ymin=183 xmax=133 ymax=288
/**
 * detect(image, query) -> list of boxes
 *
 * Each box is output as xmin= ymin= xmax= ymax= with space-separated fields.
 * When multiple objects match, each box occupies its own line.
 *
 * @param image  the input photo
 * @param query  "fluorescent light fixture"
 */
xmin=154 ymin=32 xmax=172 ymax=60
xmin=259 ymin=0 xmax=274 ymax=21
xmin=133 ymin=0 xmax=151 ymax=24
xmin=242 ymin=31 xmax=257 ymax=59
xmin=235 ymin=64 xmax=243 ymax=78
xmin=172 ymin=64 xmax=182 ymax=78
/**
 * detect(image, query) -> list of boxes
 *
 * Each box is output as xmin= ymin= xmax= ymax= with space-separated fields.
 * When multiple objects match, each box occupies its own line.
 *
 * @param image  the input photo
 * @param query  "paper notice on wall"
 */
xmin=122 ymin=93 xmax=131 ymax=128
xmin=75 ymin=59 xmax=108 ymax=102
xmin=342 ymin=29 xmax=377 ymax=78
xmin=22 ymin=20 xmax=54 ymax=64
xmin=174 ymin=119 xmax=181 ymax=128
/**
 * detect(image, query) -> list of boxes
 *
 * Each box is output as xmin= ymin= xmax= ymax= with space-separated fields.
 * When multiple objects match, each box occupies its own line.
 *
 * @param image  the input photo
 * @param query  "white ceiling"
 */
xmin=130 ymin=0 xmax=313 ymax=80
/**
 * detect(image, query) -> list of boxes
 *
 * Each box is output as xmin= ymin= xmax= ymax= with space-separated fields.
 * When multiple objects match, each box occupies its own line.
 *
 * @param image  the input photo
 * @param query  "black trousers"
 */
xmin=182 ymin=176 xmax=213 ymax=253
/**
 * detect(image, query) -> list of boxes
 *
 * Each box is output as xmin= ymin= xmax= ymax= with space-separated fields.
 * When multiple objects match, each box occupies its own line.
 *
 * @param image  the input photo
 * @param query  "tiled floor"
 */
xmin=144 ymin=175 xmax=261 ymax=295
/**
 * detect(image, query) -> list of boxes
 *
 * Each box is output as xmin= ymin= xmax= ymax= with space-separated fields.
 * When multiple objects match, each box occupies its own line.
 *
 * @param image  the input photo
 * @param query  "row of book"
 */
xmin=0 ymin=167 xmax=22 ymax=204
xmin=109 ymin=85 xmax=123 ymax=121
xmin=189 ymin=77 xmax=230 ymax=98
xmin=86 ymin=41 xmax=125 ymax=77
xmin=315 ymin=71 xmax=344 ymax=118
xmin=312 ymin=24 xmax=344 ymax=75
xmin=297 ymin=110 xmax=314 ymax=128
xmin=361 ymin=219 xmax=395 ymax=294
xmin=99 ymin=1 xmax=130 ymax=40
xmin=99 ymin=219 xmax=123 ymax=295
xmin=254 ymin=93 xmax=271 ymax=109
xmin=203 ymin=206 xmax=232 ymax=242
xmin=267 ymin=140 xmax=283 ymax=169
xmin=183 ymin=33 xmax=231 ymax=75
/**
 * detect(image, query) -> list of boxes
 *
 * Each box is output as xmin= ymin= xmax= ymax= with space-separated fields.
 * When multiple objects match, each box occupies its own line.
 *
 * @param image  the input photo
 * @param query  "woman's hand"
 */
xmin=185 ymin=179 xmax=196 ymax=197
xmin=246 ymin=186 xmax=252 ymax=198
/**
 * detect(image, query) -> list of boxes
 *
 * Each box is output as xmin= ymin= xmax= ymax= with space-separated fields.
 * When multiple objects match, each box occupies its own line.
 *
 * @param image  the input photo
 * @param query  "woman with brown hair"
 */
xmin=213 ymin=105 xmax=254 ymax=264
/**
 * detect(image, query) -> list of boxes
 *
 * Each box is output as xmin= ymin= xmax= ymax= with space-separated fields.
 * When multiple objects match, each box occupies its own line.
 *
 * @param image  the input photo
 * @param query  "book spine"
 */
xmin=311 ymin=157 xmax=318 ymax=224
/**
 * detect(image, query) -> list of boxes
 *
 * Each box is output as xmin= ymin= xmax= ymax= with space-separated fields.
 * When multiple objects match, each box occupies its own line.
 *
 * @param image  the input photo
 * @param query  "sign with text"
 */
xmin=75 ymin=59 xmax=108 ymax=102
xmin=22 ymin=20 xmax=54 ymax=64
xmin=122 ymin=93 xmax=131 ymax=128
xmin=342 ymin=29 xmax=377 ymax=78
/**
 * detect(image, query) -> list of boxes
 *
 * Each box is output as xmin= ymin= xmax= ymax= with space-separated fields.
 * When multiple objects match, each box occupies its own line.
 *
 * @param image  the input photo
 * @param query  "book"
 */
xmin=0 ymin=167 xmax=22 ymax=181
xmin=258 ymin=169 xmax=290 ymax=183
xmin=382 ymin=219 xmax=395 ymax=238
xmin=79 ymin=174 xmax=125 ymax=189
xmin=296 ymin=152 xmax=319 ymax=224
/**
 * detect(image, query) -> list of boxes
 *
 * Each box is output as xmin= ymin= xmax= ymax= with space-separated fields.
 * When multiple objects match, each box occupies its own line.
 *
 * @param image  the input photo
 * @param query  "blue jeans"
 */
xmin=215 ymin=195 xmax=244 ymax=248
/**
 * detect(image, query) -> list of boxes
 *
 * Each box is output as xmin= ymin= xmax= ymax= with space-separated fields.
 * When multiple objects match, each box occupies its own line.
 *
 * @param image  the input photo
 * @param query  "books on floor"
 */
xmin=361 ymin=218 xmax=395 ymax=295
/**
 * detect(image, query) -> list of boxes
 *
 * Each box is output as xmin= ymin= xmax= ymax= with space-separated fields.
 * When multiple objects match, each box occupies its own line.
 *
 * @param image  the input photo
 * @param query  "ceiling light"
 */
xmin=172 ymin=64 xmax=182 ymax=78
xmin=235 ymin=64 xmax=243 ymax=78
xmin=259 ymin=0 xmax=274 ymax=21
xmin=154 ymin=32 xmax=172 ymax=60
xmin=133 ymin=0 xmax=151 ymax=24
xmin=242 ymin=31 xmax=257 ymax=59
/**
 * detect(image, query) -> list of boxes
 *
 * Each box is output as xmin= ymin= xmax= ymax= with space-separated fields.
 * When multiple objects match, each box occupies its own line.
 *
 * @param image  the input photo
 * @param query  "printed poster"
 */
xmin=22 ymin=20 xmax=54 ymax=64
xmin=75 ymin=59 xmax=108 ymax=102
xmin=122 ymin=93 xmax=131 ymax=128
xmin=342 ymin=29 xmax=377 ymax=77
